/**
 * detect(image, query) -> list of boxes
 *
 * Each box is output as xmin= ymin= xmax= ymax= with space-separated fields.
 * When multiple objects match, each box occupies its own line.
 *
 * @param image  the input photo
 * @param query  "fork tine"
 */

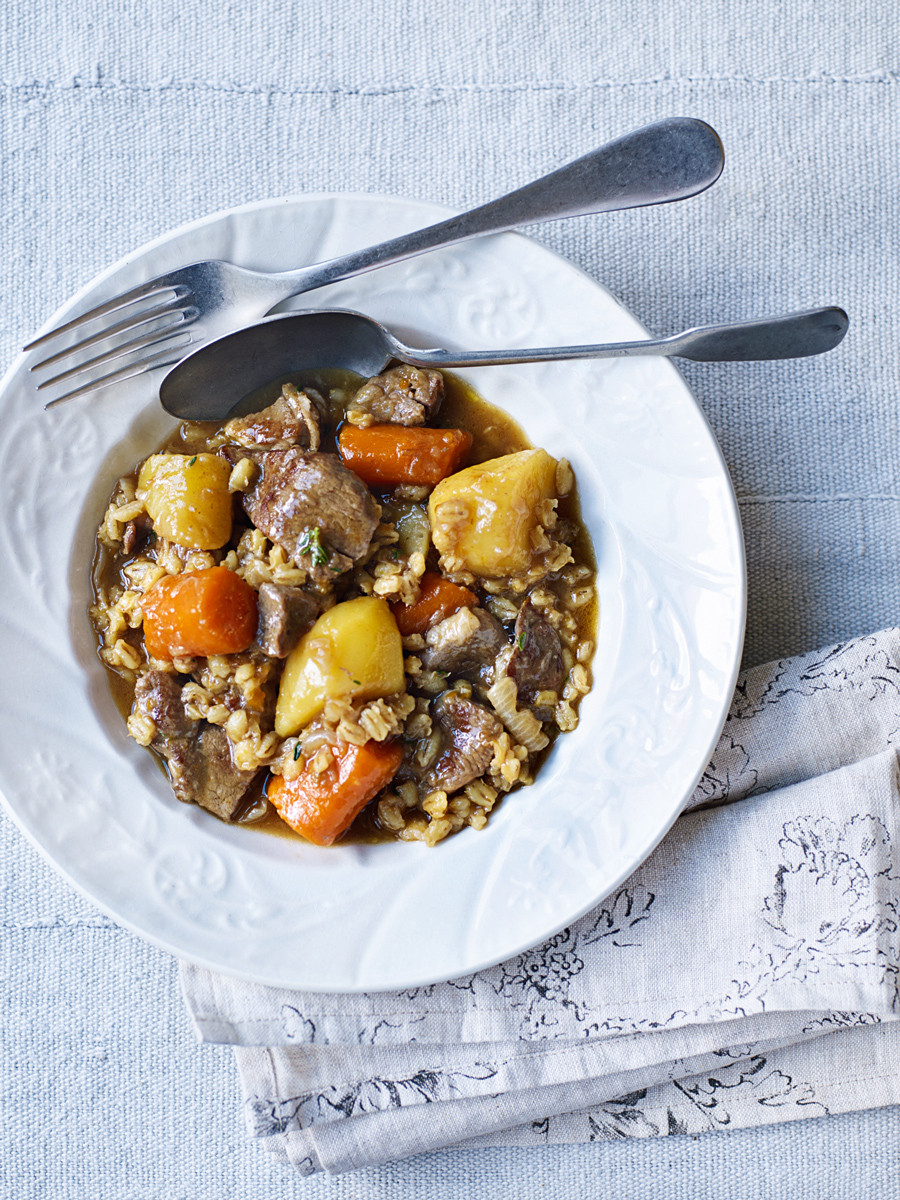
xmin=35 ymin=310 xmax=199 ymax=390
xmin=23 ymin=281 xmax=188 ymax=353
xmin=41 ymin=334 xmax=196 ymax=408
xmin=29 ymin=298 xmax=196 ymax=372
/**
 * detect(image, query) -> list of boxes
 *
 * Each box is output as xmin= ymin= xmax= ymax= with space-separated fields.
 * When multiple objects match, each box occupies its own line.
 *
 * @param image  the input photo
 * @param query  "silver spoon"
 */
xmin=160 ymin=306 xmax=849 ymax=421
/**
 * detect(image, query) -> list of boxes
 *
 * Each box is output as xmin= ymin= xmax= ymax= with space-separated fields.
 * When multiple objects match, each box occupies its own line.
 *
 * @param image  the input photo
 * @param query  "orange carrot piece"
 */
xmin=338 ymin=424 xmax=473 ymax=488
xmin=267 ymin=740 xmax=404 ymax=846
xmin=390 ymin=571 xmax=478 ymax=636
xmin=142 ymin=566 xmax=258 ymax=660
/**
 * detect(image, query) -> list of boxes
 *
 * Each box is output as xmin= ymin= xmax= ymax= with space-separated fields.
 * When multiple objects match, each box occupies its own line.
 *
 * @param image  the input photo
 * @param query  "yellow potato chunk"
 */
xmin=137 ymin=453 xmax=233 ymax=550
xmin=275 ymin=596 xmax=405 ymax=737
xmin=428 ymin=449 xmax=558 ymax=577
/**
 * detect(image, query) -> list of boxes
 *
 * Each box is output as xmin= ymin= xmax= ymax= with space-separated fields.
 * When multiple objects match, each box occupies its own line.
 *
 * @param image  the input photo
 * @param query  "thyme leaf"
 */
xmin=297 ymin=526 xmax=329 ymax=567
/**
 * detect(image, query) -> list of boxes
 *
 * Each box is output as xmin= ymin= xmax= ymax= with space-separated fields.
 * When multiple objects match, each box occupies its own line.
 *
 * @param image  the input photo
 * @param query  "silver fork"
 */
xmin=25 ymin=118 xmax=723 ymax=407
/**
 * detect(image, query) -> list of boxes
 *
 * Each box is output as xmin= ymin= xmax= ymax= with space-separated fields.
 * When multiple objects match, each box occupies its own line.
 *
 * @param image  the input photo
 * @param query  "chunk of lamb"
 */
xmin=133 ymin=670 xmax=258 ymax=821
xmin=507 ymin=600 xmax=564 ymax=719
xmin=349 ymin=364 xmax=444 ymax=426
xmin=223 ymin=383 xmax=324 ymax=451
xmin=256 ymin=582 xmax=321 ymax=658
xmin=420 ymin=605 xmax=508 ymax=680
xmin=421 ymin=690 xmax=502 ymax=794
xmin=234 ymin=448 xmax=380 ymax=587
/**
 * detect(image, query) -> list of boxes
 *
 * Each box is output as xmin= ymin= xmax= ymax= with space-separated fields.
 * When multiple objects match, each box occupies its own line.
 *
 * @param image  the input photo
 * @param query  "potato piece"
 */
xmin=428 ymin=449 xmax=558 ymax=578
xmin=137 ymin=453 xmax=233 ymax=550
xmin=275 ymin=596 xmax=405 ymax=737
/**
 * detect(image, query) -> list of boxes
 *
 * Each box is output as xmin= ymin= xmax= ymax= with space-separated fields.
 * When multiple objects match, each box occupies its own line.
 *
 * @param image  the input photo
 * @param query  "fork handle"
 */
xmin=390 ymin=308 xmax=850 ymax=368
xmin=272 ymin=118 xmax=723 ymax=296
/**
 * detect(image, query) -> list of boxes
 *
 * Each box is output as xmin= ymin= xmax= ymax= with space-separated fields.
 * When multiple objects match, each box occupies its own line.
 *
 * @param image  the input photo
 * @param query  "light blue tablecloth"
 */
xmin=4 ymin=1 xmax=900 ymax=1194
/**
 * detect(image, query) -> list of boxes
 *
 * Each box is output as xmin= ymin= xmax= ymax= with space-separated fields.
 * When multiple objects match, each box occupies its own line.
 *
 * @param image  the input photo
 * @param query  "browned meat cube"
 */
xmin=133 ymin=670 xmax=258 ymax=822
xmin=234 ymin=448 xmax=380 ymax=585
xmin=420 ymin=607 xmax=508 ymax=679
xmin=349 ymin=364 xmax=444 ymax=426
xmin=224 ymin=384 xmax=324 ymax=451
xmin=507 ymin=601 xmax=563 ymax=718
xmin=165 ymin=724 xmax=258 ymax=822
xmin=134 ymin=669 xmax=193 ymax=739
xmin=256 ymin=582 xmax=321 ymax=658
xmin=421 ymin=690 xmax=502 ymax=794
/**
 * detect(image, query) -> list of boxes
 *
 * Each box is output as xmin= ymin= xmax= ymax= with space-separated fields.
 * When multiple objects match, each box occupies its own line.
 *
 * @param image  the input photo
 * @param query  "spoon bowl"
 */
xmin=159 ymin=305 xmax=849 ymax=421
xmin=160 ymin=310 xmax=395 ymax=420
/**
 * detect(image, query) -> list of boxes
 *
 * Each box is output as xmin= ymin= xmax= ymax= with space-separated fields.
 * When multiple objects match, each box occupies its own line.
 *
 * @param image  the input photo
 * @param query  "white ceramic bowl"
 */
xmin=0 ymin=195 xmax=745 ymax=991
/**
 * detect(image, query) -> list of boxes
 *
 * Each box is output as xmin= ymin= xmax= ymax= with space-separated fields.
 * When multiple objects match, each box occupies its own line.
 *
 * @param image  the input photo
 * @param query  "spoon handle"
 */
xmin=395 ymin=307 xmax=850 ymax=368
xmin=273 ymin=118 xmax=723 ymax=295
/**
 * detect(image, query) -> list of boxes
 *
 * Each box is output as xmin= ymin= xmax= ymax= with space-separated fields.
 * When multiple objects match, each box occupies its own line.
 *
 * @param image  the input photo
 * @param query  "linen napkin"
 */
xmin=181 ymin=628 xmax=900 ymax=1175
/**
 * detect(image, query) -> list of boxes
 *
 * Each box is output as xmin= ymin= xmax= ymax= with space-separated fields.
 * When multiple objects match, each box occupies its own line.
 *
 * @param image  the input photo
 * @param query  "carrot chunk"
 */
xmin=390 ymin=571 xmax=478 ymax=636
xmin=338 ymin=424 xmax=473 ymax=488
xmin=267 ymin=740 xmax=404 ymax=846
xmin=142 ymin=566 xmax=258 ymax=660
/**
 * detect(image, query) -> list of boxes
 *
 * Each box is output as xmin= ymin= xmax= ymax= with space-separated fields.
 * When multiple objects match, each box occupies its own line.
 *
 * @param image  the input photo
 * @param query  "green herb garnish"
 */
xmin=293 ymin=743 xmax=302 ymax=761
xmin=391 ymin=549 xmax=399 ymax=560
xmin=297 ymin=526 xmax=329 ymax=566
xmin=517 ymin=632 xmax=527 ymax=649
xmin=187 ymin=455 xmax=197 ymax=467
xmin=352 ymin=678 xmax=361 ymax=685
